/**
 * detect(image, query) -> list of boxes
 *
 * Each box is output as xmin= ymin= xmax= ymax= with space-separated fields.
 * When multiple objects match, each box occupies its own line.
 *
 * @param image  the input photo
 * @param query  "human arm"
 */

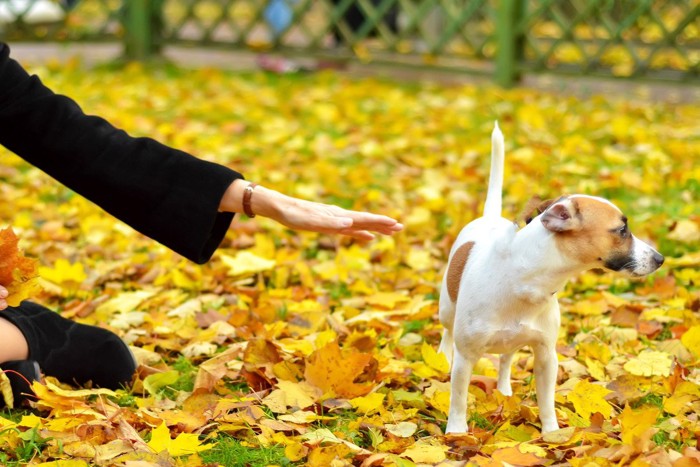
xmin=0 ymin=43 xmax=242 ymax=264
xmin=219 ymin=179 xmax=402 ymax=240
xmin=0 ymin=43 xmax=402 ymax=264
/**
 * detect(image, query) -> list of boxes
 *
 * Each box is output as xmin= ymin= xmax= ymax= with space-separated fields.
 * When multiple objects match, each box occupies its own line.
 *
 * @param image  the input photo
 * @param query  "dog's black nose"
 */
xmin=653 ymin=252 xmax=665 ymax=268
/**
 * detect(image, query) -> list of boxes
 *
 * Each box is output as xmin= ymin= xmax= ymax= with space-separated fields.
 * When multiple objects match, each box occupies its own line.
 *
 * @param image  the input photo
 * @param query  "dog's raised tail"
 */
xmin=483 ymin=121 xmax=505 ymax=218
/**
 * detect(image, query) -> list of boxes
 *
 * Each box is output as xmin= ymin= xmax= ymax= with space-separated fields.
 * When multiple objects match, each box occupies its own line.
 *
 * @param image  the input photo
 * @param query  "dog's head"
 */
xmin=531 ymin=195 xmax=664 ymax=276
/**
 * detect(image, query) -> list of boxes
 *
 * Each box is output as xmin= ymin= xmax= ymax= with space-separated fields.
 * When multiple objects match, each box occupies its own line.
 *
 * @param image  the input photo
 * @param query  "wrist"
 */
xmin=248 ymin=185 xmax=283 ymax=219
xmin=219 ymin=179 xmax=282 ymax=219
xmin=219 ymin=178 xmax=247 ymax=214
xmin=242 ymin=182 xmax=258 ymax=217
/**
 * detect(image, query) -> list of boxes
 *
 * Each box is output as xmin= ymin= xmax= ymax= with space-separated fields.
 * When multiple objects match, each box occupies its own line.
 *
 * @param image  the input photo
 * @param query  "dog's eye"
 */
xmin=618 ymin=225 xmax=629 ymax=238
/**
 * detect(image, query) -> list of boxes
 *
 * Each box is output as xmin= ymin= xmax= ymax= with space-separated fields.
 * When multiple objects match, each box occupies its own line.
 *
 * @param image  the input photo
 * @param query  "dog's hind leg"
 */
xmin=497 ymin=352 xmax=515 ymax=396
xmin=437 ymin=287 xmax=455 ymax=365
xmin=445 ymin=350 xmax=478 ymax=433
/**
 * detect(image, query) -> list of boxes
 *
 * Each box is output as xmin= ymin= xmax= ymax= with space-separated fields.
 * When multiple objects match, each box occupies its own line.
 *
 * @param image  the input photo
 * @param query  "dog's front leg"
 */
xmin=497 ymin=352 xmax=514 ymax=396
xmin=445 ymin=350 xmax=477 ymax=433
xmin=533 ymin=343 xmax=559 ymax=433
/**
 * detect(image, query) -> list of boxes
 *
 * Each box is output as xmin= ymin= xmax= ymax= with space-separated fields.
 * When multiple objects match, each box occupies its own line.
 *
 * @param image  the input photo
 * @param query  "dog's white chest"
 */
xmin=513 ymin=284 xmax=552 ymax=304
xmin=483 ymin=323 xmax=547 ymax=354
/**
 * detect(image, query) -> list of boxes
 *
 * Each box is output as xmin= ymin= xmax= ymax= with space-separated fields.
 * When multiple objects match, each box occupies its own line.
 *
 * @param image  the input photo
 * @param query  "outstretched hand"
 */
xmin=220 ymin=180 xmax=403 ymax=240
xmin=261 ymin=192 xmax=403 ymax=240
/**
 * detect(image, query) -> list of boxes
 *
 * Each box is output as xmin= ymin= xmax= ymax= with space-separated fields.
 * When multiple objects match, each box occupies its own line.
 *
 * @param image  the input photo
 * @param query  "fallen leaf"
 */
xmin=680 ymin=326 xmax=700 ymax=358
xmin=421 ymin=342 xmax=450 ymax=374
xmin=402 ymin=441 xmax=447 ymax=464
xmin=147 ymin=422 xmax=213 ymax=456
xmin=39 ymin=258 xmax=87 ymax=284
xmin=220 ymin=251 xmax=275 ymax=276
xmin=386 ymin=421 xmax=418 ymax=438
xmin=304 ymin=341 xmax=375 ymax=398
xmin=566 ymin=379 xmax=613 ymax=419
xmin=617 ymin=404 xmax=660 ymax=449
xmin=623 ymin=350 xmax=673 ymax=377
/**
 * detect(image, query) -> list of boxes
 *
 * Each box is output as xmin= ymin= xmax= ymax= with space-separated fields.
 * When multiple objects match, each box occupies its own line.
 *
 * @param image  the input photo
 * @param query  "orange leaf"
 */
xmin=0 ymin=228 xmax=39 ymax=306
xmin=491 ymin=446 xmax=546 ymax=466
xmin=304 ymin=341 xmax=374 ymax=398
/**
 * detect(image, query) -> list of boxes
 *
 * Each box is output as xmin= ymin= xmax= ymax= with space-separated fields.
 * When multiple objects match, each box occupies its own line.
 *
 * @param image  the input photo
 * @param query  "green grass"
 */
xmin=200 ymin=435 xmax=293 ymax=467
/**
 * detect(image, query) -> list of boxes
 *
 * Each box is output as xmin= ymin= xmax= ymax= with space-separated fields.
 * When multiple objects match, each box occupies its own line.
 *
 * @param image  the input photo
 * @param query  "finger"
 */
xmin=349 ymin=218 xmax=403 ymax=233
xmin=343 ymin=212 xmax=401 ymax=226
xmin=371 ymin=223 xmax=403 ymax=235
xmin=321 ymin=219 xmax=400 ymax=237
xmin=338 ymin=229 xmax=376 ymax=241
xmin=0 ymin=286 xmax=7 ymax=299
xmin=0 ymin=299 xmax=7 ymax=310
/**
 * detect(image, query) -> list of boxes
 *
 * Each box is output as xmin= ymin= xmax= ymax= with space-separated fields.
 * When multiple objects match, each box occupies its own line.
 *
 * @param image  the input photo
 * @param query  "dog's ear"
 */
xmin=541 ymin=199 xmax=579 ymax=232
xmin=537 ymin=198 xmax=557 ymax=213
xmin=523 ymin=197 xmax=557 ymax=224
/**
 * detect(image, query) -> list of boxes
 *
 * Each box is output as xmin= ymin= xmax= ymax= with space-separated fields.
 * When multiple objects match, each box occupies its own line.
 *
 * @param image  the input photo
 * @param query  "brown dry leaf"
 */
xmin=304 ymin=341 xmax=375 ymax=398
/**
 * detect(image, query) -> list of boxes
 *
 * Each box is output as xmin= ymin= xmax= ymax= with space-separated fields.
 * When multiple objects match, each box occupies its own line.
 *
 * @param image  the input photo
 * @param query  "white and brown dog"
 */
xmin=438 ymin=123 xmax=664 ymax=434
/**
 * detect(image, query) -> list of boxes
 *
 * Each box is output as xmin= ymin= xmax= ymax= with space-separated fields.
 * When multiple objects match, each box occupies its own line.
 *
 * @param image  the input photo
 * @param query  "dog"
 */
xmin=438 ymin=122 xmax=664 ymax=434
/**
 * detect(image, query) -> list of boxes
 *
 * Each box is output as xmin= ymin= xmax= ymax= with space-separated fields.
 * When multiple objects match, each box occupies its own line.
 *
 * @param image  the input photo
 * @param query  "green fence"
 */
xmin=1 ymin=0 xmax=698 ymax=85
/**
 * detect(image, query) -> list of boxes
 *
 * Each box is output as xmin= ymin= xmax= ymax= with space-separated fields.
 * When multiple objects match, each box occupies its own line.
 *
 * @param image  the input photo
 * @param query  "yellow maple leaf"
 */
xmin=349 ymin=392 xmax=385 ymax=414
xmin=147 ymin=422 xmax=213 ymax=457
xmin=364 ymin=291 xmax=410 ymax=309
xmin=143 ymin=370 xmax=179 ymax=396
xmin=405 ymin=249 xmax=432 ymax=271
xmin=284 ymin=442 xmax=308 ymax=462
xmin=663 ymin=381 xmax=700 ymax=415
xmin=571 ymin=298 xmax=608 ymax=316
xmin=18 ymin=413 xmax=43 ymax=428
xmin=578 ymin=341 xmax=612 ymax=364
xmin=402 ymin=441 xmax=447 ymax=464
xmin=219 ymin=251 xmax=275 ymax=276
xmin=681 ymin=326 xmax=700 ymax=358
xmin=424 ymin=382 xmax=451 ymax=415
xmin=0 ymin=227 xmax=39 ymax=306
xmin=617 ymin=404 xmax=659 ymax=447
xmin=623 ymin=350 xmax=673 ymax=377
xmin=566 ymin=379 xmax=613 ymax=419
xmin=35 ymin=460 xmax=90 ymax=467
xmin=38 ymin=258 xmax=87 ymax=284
xmin=421 ymin=342 xmax=450 ymax=374
xmin=262 ymin=380 xmax=319 ymax=413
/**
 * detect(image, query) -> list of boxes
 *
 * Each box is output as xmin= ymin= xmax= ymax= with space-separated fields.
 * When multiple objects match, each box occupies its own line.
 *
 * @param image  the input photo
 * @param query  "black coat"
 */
xmin=0 ymin=43 xmax=243 ymax=264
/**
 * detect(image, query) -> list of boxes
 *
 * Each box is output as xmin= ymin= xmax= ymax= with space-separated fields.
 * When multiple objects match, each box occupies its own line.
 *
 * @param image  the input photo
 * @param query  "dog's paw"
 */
xmin=540 ymin=421 xmax=560 ymax=434
xmin=445 ymin=421 xmax=469 ymax=434
xmin=497 ymin=385 xmax=513 ymax=397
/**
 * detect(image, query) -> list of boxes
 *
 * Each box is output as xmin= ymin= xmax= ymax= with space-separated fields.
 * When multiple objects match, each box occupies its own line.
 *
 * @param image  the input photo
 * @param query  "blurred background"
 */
xmin=1 ymin=0 xmax=698 ymax=88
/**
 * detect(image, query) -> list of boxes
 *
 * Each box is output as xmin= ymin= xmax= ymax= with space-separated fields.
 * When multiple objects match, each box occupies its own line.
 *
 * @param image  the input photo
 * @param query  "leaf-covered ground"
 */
xmin=0 ymin=61 xmax=699 ymax=466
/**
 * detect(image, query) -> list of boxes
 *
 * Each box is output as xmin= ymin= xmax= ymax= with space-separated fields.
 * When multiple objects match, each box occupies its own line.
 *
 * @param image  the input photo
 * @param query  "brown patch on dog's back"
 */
xmin=553 ymin=197 xmax=633 ymax=266
xmin=447 ymin=242 xmax=475 ymax=302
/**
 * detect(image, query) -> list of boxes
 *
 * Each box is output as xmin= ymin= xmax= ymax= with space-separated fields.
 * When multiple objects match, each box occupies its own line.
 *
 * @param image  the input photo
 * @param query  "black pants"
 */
xmin=1 ymin=301 xmax=136 ymax=389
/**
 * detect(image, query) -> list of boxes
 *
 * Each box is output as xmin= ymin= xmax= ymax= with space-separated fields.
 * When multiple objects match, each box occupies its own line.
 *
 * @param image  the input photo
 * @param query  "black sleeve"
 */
xmin=0 ymin=43 xmax=244 ymax=264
